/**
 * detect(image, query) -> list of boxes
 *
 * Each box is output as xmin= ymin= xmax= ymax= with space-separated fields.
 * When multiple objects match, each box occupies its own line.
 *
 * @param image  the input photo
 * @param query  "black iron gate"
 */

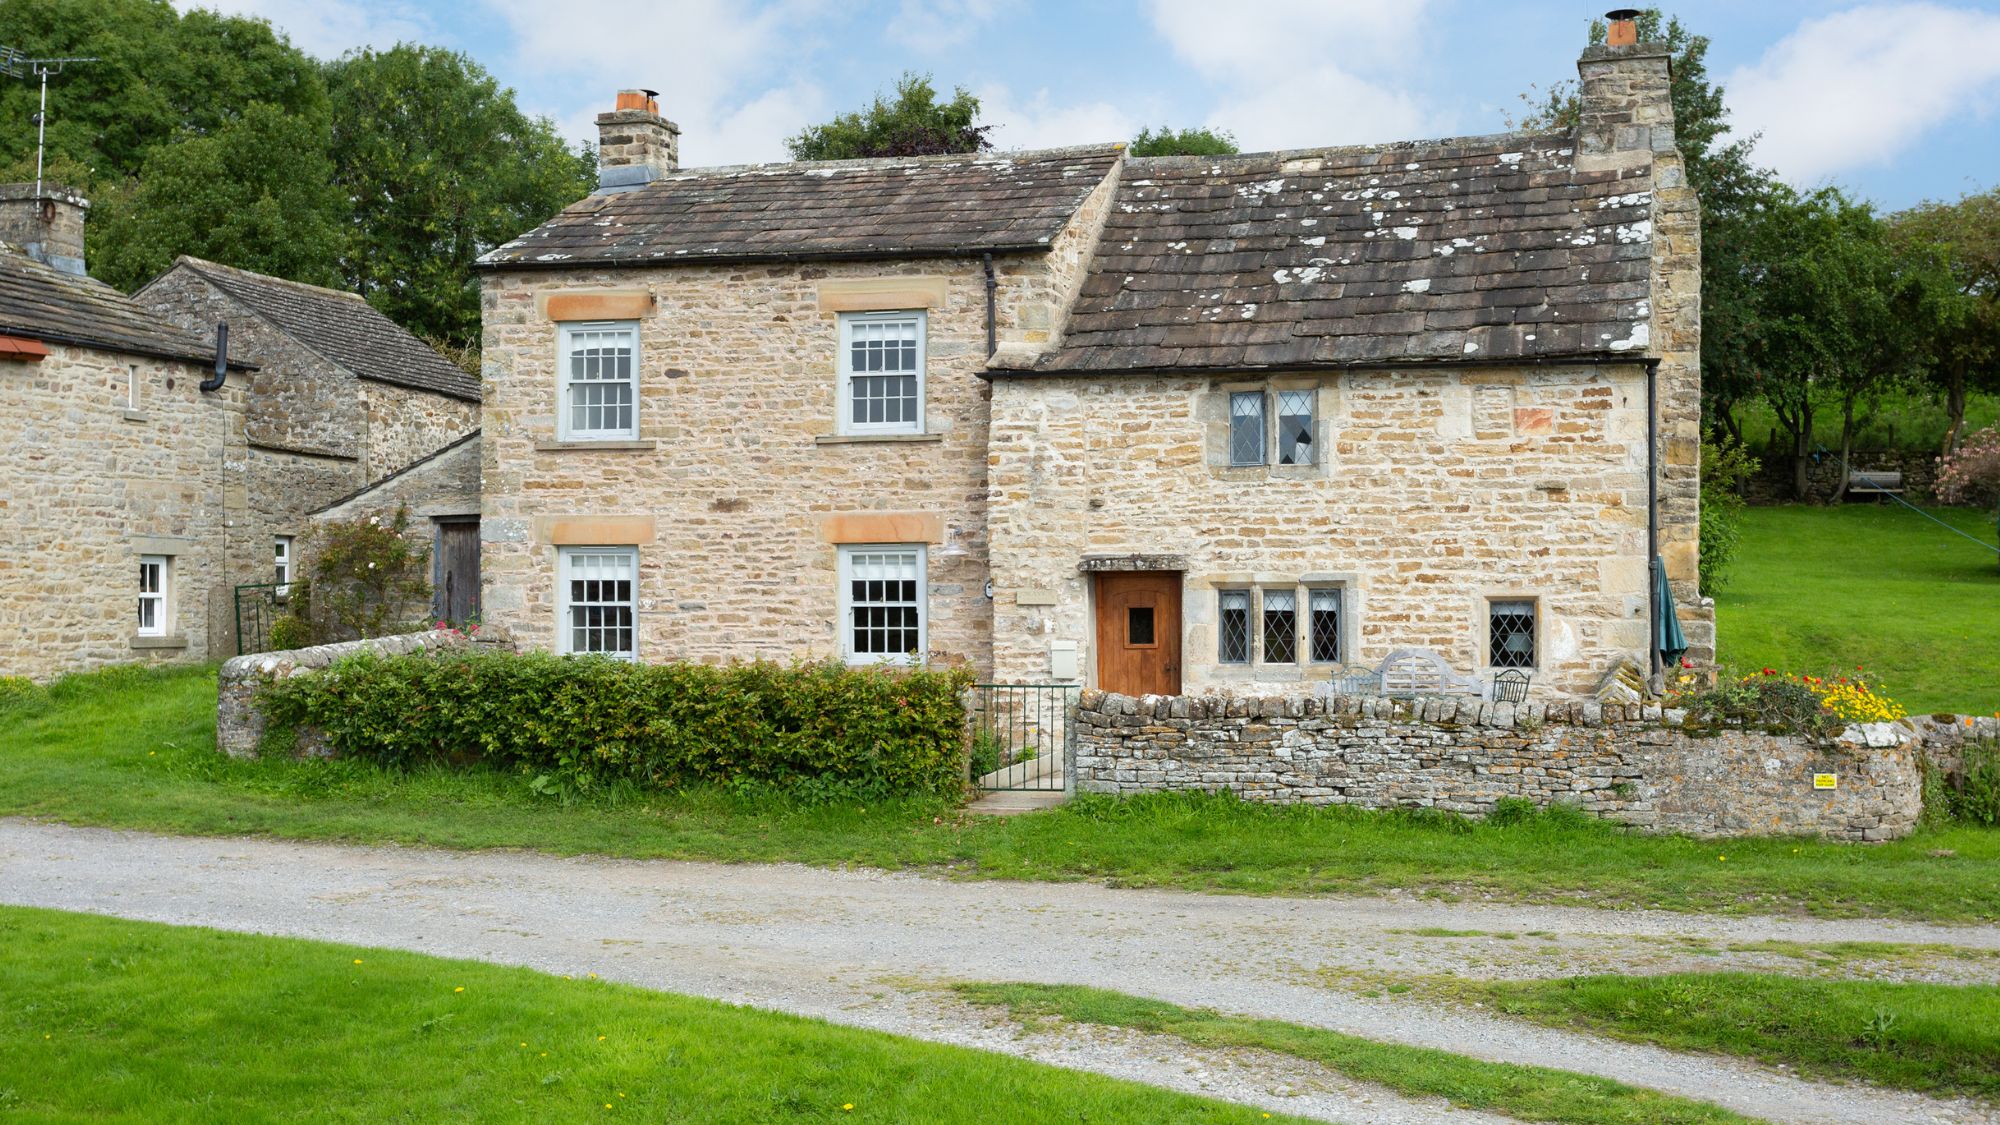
xmin=233 ymin=582 xmax=289 ymax=656
xmin=969 ymin=683 xmax=1077 ymax=792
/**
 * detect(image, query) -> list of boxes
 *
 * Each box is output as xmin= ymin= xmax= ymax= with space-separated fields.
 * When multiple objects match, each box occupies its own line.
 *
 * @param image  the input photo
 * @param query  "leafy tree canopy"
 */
xmin=787 ymin=73 xmax=991 ymax=160
xmin=1889 ymin=189 xmax=2000 ymax=450
xmin=1127 ymin=126 xmax=1238 ymax=157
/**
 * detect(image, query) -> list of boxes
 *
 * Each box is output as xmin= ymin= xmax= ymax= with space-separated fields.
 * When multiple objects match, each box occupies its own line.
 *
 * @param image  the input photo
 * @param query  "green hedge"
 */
xmin=257 ymin=650 xmax=974 ymax=800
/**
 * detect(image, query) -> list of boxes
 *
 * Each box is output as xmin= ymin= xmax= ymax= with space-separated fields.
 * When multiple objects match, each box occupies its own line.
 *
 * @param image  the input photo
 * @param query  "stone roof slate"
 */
xmin=0 ymin=248 xmax=232 ymax=368
xmin=174 ymin=257 xmax=481 ymax=402
xmin=1029 ymin=132 xmax=1657 ymax=373
xmin=479 ymin=145 xmax=1123 ymax=268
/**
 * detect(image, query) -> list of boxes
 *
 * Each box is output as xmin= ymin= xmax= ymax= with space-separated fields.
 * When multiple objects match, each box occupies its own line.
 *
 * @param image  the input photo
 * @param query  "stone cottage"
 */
xmin=476 ymin=19 xmax=1705 ymax=698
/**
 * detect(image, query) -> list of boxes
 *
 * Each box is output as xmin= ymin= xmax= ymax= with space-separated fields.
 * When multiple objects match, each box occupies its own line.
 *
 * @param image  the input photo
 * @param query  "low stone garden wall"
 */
xmin=216 ymin=630 xmax=469 ymax=757
xmin=1075 ymin=690 xmax=2000 ymax=841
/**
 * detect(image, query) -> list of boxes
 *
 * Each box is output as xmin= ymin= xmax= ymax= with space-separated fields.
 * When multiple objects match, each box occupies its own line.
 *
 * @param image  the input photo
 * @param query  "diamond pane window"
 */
xmin=560 ymin=322 xmax=638 ymax=439
xmin=1262 ymin=589 xmax=1298 ymax=664
xmin=1277 ymin=389 xmax=1315 ymax=465
xmin=137 ymin=555 xmax=167 ymax=637
xmin=1218 ymin=590 xmax=1251 ymax=664
xmin=1489 ymin=599 xmax=1536 ymax=668
xmin=840 ymin=313 xmax=925 ymax=434
xmin=1309 ymin=588 xmax=1341 ymax=663
xmin=1229 ymin=391 xmax=1265 ymax=466
xmin=561 ymin=548 xmax=637 ymax=659
xmin=842 ymin=546 xmax=926 ymax=663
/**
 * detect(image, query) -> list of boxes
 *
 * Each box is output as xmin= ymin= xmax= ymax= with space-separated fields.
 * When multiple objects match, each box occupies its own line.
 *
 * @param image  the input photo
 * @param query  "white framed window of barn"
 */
xmin=137 ymin=555 xmax=170 ymax=637
xmin=837 ymin=311 xmax=926 ymax=435
xmin=557 ymin=320 xmax=640 ymax=440
xmin=839 ymin=545 xmax=927 ymax=664
xmin=558 ymin=546 xmax=638 ymax=660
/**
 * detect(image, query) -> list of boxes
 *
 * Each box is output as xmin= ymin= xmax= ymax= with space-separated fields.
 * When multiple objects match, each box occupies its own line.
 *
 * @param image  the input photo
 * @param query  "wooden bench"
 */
xmin=1377 ymin=648 xmax=1484 ymax=698
xmin=1844 ymin=469 xmax=1904 ymax=500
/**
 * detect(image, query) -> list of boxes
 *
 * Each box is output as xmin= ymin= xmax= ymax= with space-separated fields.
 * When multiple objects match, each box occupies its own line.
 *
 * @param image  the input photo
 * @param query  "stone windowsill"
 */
xmin=121 ymin=409 xmax=150 ymax=423
xmin=131 ymin=634 xmax=189 ymax=650
xmin=532 ymin=439 xmax=658 ymax=452
xmin=814 ymin=432 xmax=944 ymax=446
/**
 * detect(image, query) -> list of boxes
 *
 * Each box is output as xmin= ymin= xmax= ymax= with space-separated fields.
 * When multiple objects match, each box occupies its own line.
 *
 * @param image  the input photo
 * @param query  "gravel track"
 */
xmin=2 ymin=819 xmax=1993 ymax=1124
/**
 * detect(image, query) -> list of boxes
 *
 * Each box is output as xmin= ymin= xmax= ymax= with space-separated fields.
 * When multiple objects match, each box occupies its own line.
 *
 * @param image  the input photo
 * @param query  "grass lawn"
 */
xmin=3 ymin=665 xmax=1997 ymax=923
xmin=951 ymin=982 xmax=1751 ymax=1125
xmin=1716 ymin=504 xmax=2000 ymax=714
xmin=1459 ymin=973 xmax=2000 ymax=1104
xmin=0 ymin=905 xmax=1299 ymax=1124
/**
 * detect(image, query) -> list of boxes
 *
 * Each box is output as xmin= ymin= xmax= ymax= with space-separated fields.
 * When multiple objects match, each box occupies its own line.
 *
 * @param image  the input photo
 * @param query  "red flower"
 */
xmin=1680 ymin=658 xmax=1693 ymax=669
xmin=1761 ymin=667 xmax=1776 ymax=676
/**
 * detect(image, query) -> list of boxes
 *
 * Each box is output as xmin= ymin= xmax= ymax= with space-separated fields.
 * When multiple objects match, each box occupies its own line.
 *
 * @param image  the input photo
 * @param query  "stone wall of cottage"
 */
xmin=0 ymin=342 xmax=246 ymax=679
xmin=477 ymin=234 xmax=1102 ymax=670
xmin=1074 ymin=689 xmax=1960 ymax=841
xmin=310 ymin=433 xmax=483 ymax=628
xmin=987 ymin=364 xmax=1656 ymax=696
xmin=360 ymin=379 xmax=480 ymax=481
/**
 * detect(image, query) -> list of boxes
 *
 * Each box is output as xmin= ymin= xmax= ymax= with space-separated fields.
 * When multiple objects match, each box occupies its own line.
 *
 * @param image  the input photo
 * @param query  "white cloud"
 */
xmin=1728 ymin=3 xmax=2000 ymax=183
xmin=895 ymin=0 xmax=1011 ymax=53
xmin=976 ymin=85 xmax=1140 ymax=151
xmin=172 ymin=0 xmax=431 ymax=58
xmin=1143 ymin=0 xmax=1452 ymax=151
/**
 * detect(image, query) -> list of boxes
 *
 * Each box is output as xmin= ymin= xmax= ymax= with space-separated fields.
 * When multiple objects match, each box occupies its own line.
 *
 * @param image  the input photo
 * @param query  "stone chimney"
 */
xmin=1574 ymin=9 xmax=1674 ymax=174
xmin=595 ymin=89 xmax=680 ymax=193
xmin=0 ymin=183 xmax=89 ymax=275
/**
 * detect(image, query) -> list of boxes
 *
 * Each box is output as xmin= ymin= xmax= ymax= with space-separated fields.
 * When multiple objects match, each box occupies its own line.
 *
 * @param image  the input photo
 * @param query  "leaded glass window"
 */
xmin=1229 ymin=391 xmax=1265 ymax=466
xmin=1489 ymin=599 xmax=1536 ymax=668
xmin=840 ymin=313 xmax=925 ymax=434
xmin=1262 ymin=588 xmax=1297 ymax=664
xmin=842 ymin=546 xmax=925 ymax=663
xmin=1218 ymin=589 xmax=1251 ymax=664
xmin=1309 ymin=588 xmax=1341 ymax=663
xmin=559 ymin=322 xmax=638 ymax=439
xmin=560 ymin=547 xmax=637 ymax=659
xmin=1277 ymin=389 xmax=1315 ymax=465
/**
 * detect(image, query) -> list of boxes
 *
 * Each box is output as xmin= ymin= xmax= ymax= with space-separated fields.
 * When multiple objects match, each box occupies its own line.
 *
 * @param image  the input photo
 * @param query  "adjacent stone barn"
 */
xmin=475 ymin=25 xmax=1704 ymax=699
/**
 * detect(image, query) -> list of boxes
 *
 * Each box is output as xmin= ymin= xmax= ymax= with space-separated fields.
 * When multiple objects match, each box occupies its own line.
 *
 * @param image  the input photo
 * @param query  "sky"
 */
xmin=176 ymin=0 xmax=2000 ymax=210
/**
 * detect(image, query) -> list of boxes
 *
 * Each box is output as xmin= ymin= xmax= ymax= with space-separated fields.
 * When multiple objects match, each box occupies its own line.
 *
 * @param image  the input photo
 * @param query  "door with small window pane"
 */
xmin=1093 ymin=572 xmax=1181 ymax=696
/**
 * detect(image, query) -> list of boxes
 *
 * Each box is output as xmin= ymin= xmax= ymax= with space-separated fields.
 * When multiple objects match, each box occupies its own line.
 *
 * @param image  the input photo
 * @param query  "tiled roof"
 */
xmin=173 ymin=257 xmax=481 ymax=401
xmin=1027 ymin=132 xmax=1656 ymax=373
xmin=479 ymin=145 xmax=1123 ymax=268
xmin=0 ymin=249 xmax=233 ymax=367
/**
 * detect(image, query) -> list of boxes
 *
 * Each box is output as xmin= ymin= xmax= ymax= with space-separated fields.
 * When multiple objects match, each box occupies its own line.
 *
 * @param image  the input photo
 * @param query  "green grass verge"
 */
xmin=951 ymin=982 xmax=1755 ymax=1125
xmin=1716 ymin=505 xmax=2000 ymax=715
xmin=2 ymin=664 xmax=1998 ymax=923
xmin=0 ymin=905 xmax=1299 ymax=1123
xmin=1462 ymin=973 xmax=2000 ymax=1104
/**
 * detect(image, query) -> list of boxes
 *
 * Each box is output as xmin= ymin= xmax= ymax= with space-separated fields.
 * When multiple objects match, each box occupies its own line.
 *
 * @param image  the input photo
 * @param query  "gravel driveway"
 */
xmin=2 ymin=818 xmax=1993 ymax=1124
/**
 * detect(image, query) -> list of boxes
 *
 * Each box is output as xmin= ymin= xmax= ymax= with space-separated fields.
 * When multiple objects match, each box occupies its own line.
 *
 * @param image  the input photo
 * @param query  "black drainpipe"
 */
xmin=981 ymin=253 xmax=997 ymax=359
xmin=1644 ymin=357 xmax=1661 ymax=679
xmin=200 ymin=322 xmax=229 ymax=392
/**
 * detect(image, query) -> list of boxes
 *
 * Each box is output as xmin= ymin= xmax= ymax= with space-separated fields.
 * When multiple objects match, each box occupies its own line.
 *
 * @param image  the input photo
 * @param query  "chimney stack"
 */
xmin=0 ymin=183 xmax=89 ymax=275
xmin=596 ymin=89 xmax=680 ymax=193
xmin=1574 ymin=9 xmax=1674 ymax=173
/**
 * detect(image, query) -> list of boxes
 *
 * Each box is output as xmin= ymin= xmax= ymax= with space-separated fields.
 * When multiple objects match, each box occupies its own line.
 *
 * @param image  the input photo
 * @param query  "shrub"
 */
xmin=1944 ymin=740 xmax=2000 ymax=827
xmin=1935 ymin=424 xmax=2000 ymax=509
xmin=1698 ymin=440 xmax=1759 ymax=593
xmin=302 ymin=506 xmax=430 ymax=642
xmin=256 ymin=650 xmax=975 ymax=801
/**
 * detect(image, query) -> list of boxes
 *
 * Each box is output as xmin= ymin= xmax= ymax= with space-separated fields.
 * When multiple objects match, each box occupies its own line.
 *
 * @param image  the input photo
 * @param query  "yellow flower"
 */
xmin=842 ymin=1105 xmax=854 ymax=1112
xmin=1717 ymin=855 xmax=1726 ymax=862
xmin=353 ymin=959 xmax=363 ymax=965
xmin=520 ymin=1042 xmax=528 ymax=1048
xmin=598 ymin=1035 xmax=607 ymax=1041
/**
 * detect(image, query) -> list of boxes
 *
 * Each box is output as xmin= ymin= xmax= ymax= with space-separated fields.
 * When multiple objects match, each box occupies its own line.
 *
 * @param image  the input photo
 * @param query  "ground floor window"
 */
xmin=273 ymin=536 xmax=293 ymax=594
xmin=1218 ymin=589 xmax=1251 ymax=663
xmin=1489 ymin=599 xmax=1536 ymax=668
xmin=1308 ymin=588 xmax=1342 ymax=663
xmin=839 ymin=545 xmax=925 ymax=664
xmin=1261 ymin=588 xmax=1298 ymax=664
xmin=559 ymin=547 xmax=637 ymax=659
xmin=137 ymin=555 xmax=169 ymax=636
xmin=1218 ymin=583 xmax=1347 ymax=668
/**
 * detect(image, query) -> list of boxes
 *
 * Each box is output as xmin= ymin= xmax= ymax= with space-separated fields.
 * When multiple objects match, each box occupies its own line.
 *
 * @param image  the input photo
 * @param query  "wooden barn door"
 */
xmin=1093 ymin=572 xmax=1182 ymax=696
xmin=434 ymin=518 xmax=480 ymax=626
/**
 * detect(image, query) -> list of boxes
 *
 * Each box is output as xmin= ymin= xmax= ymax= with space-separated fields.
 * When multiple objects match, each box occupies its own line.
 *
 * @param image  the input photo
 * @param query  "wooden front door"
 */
xmin=434 ymin=518 xmax=480 ymax=626
xmin=1094 ymin=572 xmax=1182 ymax=696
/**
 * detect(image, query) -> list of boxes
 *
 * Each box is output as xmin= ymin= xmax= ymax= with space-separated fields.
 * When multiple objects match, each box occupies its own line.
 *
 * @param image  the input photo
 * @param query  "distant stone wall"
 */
xmin=215 ymin=629 xmax=469 ymax=757
xmin=1072 ymin=689 xmax=1992 ymax=841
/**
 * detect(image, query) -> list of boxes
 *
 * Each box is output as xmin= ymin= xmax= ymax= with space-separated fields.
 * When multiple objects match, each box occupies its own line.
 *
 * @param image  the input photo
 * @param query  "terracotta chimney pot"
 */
xmin=1605 ymin=9 xmax=1641 ymax=47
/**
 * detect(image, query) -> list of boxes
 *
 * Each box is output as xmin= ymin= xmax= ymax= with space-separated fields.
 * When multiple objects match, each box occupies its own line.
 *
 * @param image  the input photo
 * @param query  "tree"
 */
xmin=1128 ymin=126 xmax=1238 ymax=157
xmin=323 ymin=44 xmax=595 ymax=350
xmin=1890 ymin=189 xmax=2000 ymax=452
xmin=89 ymin=101 xmax=344 ymax=291
xmin=786 ymin=73 xmax=991 ymax=160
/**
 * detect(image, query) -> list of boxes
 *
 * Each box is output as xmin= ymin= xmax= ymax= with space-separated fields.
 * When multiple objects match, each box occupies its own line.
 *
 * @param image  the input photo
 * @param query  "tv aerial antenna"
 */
xmin=0 ymin=45 xmax=100 ymax=197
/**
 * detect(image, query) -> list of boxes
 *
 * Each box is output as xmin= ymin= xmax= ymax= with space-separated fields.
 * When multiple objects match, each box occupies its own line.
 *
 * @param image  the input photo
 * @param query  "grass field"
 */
xmin=951 ymin=983 xmax=1750 ymax=1125
xmin=3 ymin=664 xmax=1997 ymax=923
xmin=0 ymin=905 xmax=1297 ymax=1124
xmin=1716 ymin=504 xmax=2000 ymax=714
xmin=1459 ymin=973 xmax=2000 ymax=1103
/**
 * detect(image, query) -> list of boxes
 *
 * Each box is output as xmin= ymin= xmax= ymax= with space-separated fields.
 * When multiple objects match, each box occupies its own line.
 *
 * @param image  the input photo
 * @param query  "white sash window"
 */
xmin=559 ymin=547 xmax=638 ymax=659
xmin=839 ymin=545 xmax=926 ymax=664
xmin=558 ymin=321 xmax=639 ymax=440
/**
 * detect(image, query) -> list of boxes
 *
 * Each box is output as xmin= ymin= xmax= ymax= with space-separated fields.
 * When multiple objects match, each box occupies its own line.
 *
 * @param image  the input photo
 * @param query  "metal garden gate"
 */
xmin=969 ymin=683 xmax=1077 ymax=793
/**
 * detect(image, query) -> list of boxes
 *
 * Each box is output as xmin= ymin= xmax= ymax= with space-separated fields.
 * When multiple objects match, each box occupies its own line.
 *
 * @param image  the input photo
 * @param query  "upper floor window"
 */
xmin=840 ymin=545 xmax=926 ymax=664
xmin=1489 ymin=599 xmax=1536 ymax=668
xmin=558 ymin=321 xmax=638 ymax=440
xmin=1228 ymin=392 xmax=1265 ymax=466
xmin=839 ymin=312 xmax=925 ymax=435
xmin=274 ymin=536 xmax=294 ymax=596
xmin=559 ymin=547 xmax=638 ymax=660
xmin=1228 ymin=386 xmax=1317 ymax=467
xmin=1277 ymin=389 xmax=1316 ymax=466
xmin=137 ymin=555 xmax=169 ymax=637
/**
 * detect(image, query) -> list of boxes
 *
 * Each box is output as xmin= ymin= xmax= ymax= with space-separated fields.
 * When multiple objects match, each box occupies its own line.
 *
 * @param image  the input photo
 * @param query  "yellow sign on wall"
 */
xmin=1812 ymin=773 xmax=1838 ymax=790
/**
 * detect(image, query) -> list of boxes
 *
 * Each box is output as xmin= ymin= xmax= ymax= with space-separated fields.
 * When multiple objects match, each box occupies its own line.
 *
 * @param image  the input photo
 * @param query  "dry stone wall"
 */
xmin=1073 ymin=689 xmax=1962 ymax=841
